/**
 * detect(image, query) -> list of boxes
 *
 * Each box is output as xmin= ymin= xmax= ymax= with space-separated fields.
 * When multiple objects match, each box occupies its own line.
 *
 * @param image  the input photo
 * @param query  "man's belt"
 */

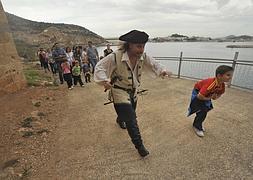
xmin=113 ymin=85 xmax=136 ymax=94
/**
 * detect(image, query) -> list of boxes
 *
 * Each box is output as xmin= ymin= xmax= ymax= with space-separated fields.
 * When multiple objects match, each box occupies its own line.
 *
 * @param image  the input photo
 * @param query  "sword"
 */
xmin=104 ymin=76 xmax=122 ymax=92
xmin=103 ymin=89 xmax=149 ymax=105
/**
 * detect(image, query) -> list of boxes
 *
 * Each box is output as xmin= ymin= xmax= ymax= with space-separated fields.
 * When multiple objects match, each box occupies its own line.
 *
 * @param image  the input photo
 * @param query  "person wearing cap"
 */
xmin=94 ymin=30 xmax=172 ymax=157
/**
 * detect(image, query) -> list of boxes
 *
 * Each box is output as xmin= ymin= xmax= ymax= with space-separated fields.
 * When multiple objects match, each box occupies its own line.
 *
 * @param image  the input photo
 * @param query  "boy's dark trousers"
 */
xmin=73 ymin=75 xmax=84 ymax=86
xmin=85 ymin=74 xmax=91 ymax=83
xmin=193 ymin=110 xmax=207 ymax=131
xmin=114 ymin=98 xmax=143 ymax=149
xmin=63 ymin=73 xmax=73 ymax=88
xmin=189 ymin=93 xmax=211 ymax=131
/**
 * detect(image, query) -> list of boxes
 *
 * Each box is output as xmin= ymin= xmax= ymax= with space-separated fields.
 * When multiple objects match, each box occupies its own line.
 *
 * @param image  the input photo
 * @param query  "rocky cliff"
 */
xmin=0 ymin=3 xmax=26 ymax=95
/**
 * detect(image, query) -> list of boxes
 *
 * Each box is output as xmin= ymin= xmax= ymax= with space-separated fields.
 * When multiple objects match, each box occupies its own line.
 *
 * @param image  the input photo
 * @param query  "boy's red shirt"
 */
xmin=194 ymin=77 xmax=225 ymax=97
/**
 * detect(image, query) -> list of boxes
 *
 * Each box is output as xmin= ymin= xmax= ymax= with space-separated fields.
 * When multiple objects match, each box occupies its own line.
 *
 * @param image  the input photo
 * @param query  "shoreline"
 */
xmin=226 ymin=45 xmax=253 ymax=48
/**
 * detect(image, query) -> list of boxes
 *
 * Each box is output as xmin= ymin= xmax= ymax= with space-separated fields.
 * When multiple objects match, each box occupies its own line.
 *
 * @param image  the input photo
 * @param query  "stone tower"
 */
xmin=0 ymin=2 xmax=26 ymax=96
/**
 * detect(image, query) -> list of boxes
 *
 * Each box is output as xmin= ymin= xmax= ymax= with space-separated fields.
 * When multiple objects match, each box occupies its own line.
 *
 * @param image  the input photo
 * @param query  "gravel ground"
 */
xmin=1 ymin=74 xmax=252 ymax=180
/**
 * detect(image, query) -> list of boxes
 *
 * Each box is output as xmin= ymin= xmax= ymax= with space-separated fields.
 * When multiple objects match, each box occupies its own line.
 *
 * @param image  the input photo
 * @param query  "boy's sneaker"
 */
xmin=193 ymin=126 xmax=204 ymax=137
xmin=68 ymin=86 xmax=74 ymax=90
xmin=81 ymin=85 xmax=85 ymax=87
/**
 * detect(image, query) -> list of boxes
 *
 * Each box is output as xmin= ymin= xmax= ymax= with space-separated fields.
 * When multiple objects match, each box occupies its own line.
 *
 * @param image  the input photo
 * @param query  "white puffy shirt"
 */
xmin=94 ymin=50 xmax=168 ymax=88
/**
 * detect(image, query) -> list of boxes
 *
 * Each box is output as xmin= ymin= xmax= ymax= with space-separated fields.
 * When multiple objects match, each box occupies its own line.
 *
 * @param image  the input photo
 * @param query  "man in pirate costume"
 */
xmin=94 ymin=30 xmax=171 ymax=157
xmin=188 ymin=65 xmax=234 ymax=137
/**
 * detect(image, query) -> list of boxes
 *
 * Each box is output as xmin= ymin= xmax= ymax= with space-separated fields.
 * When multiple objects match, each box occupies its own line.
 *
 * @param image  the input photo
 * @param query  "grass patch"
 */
xmin=37 ymin=129 xmax=49 ymax=135
xmin=21 ymin=166 xmax=32 ymax=178
xmin=23 ymin=63 xmax=55 ymax=86
xmin=21 ymin=117 xmax=33 ymax=128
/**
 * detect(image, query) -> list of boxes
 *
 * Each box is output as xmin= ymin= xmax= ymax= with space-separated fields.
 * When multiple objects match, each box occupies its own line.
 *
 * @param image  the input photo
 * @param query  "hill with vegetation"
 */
xmin=6 ymin=12 xmax=106 ymax=60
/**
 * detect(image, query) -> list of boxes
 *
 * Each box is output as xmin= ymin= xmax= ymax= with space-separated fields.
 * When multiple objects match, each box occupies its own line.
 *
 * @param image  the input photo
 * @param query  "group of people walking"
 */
xmin=37 ymin=41 xmax=114 ymax=89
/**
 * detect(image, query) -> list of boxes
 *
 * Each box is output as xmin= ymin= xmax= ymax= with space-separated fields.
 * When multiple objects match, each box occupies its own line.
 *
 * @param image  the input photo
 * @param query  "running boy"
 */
xmin=188 ymin=65 xmax=234 ymax=137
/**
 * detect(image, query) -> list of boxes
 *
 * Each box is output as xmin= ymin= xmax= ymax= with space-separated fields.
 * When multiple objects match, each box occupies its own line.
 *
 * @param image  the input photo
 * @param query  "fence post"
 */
xmin=228 ymin=51 xmax=239 ymax=87
xmin=178 ymin=51 xmax=183 ymax=78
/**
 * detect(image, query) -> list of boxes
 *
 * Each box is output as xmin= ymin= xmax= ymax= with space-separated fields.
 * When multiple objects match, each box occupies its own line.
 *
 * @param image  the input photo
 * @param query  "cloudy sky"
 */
xmin=2 ymin=0 xmax=253 ymax=38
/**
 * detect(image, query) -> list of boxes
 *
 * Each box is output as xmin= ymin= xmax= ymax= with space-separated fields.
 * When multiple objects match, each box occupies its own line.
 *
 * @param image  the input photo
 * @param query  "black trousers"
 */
xmin=56 ymin=62 xmax=64 ymax=83
xmin=84 ymin=73 xmax=91 ymax=83
xmin=49 ymin=63 xmax=56 ymax=74
xmin=73 ymin=75 xmax=84 ymax=86
xmin=114 ymin=99 xmax=143 ymax=148
xmin=63 ymin=73 xmax=73 ymax=88
xmin=193 ymin=110 xmax=207 ymax=131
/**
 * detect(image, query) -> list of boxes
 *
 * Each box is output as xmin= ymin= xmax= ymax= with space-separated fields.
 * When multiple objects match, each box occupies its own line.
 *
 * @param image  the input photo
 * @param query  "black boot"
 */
xmin=116 ymin=118 xmax=126 ymax=129
xmin=137 ymin=145 xmax=149 ymax=157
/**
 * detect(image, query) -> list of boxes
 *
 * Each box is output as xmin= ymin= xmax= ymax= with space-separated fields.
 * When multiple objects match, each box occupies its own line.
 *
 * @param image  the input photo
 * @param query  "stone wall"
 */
xmin=0 ymin=2 xmax=26 ymax=96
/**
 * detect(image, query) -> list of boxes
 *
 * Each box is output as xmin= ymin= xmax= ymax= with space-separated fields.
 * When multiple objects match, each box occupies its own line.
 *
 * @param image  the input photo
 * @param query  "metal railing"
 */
xmin=153 ymin=52 xmax=253 ymax=90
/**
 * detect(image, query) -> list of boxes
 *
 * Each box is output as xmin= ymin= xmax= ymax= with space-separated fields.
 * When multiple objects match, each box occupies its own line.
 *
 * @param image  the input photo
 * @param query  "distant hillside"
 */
xmin=151 ymin=33 xmax=253 ymax=43
xmin=6 ymin=12 xmax=106 ymax=60
xmin=224 ymin=35 xmax=253 ymax=41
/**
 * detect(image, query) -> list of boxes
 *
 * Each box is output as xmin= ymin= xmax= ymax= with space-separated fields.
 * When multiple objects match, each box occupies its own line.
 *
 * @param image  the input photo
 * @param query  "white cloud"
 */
xmin=210 ymin=0 xmax=231 ymax=9
xmin=1 ymin=0 xmax=253 ymax=38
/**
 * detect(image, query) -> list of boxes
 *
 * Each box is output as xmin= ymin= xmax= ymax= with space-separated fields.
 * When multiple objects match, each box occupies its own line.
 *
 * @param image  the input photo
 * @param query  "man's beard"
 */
xmin=136 ymin=53 xmax=143 ymax=58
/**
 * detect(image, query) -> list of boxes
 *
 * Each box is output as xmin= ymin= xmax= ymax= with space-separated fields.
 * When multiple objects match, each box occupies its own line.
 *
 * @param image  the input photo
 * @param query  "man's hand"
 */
xmin=103 ymin=81 xmax=112 ymax=91
xmin=160 ymin=70 xmax=172 ymax=78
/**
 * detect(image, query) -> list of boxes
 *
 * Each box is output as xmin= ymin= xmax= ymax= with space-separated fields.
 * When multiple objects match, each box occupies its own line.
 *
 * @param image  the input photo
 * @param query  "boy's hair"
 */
xmin=215 ymin=65 xmax=234 ymax=76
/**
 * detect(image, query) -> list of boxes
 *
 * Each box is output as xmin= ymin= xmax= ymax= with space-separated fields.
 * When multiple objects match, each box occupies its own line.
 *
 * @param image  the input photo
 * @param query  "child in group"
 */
xmin=38 ymin=48 xmax=50 ymax=73
xmin=82 ymin=59 xmax=91 ymax=83
xmin=46 ymin=48 xmax=56 ymax=74
xmin=188 ymin=65 xmax=234 ymax=137
xmin=72 ymin=61 xmax=84 ymax=87
xmin=61 ymin=58 xmax=73 ymax=90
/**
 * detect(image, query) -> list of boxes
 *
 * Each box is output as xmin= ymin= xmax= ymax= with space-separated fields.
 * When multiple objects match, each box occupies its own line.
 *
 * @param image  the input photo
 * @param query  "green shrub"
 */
xmin=23 ymin=64 xmax=53 ymax=86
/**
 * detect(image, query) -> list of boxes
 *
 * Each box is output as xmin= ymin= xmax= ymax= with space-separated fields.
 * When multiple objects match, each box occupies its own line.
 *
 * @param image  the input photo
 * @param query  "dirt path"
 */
xmin=38 ymin=75 xmax=253 ymax=179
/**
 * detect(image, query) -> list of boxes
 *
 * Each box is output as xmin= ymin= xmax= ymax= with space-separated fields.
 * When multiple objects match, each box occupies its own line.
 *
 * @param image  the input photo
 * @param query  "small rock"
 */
xmin=37 ymin=112 xmax=46 ymax=117
xmin=32 ymin=100 xmax=41 ymax=107
xmin=22 ymin=131 xmax=34 ymax=138
xmin=18 ymin=127 xmax=32 ymax=132
xmin=46 ymin=96 xmax=54 ymax=100
xmin=30 ymin=111 xmax=40 ymax=120
xmin=1 ymin=159 xmax=19 ymax=170
xmin=37 ymin=129 xmax=49 ymax=135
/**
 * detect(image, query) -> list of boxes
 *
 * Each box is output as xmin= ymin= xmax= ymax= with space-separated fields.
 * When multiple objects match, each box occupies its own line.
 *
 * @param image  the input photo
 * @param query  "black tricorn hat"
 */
xmin=119 ymin=30 xmax=149 ymax=43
